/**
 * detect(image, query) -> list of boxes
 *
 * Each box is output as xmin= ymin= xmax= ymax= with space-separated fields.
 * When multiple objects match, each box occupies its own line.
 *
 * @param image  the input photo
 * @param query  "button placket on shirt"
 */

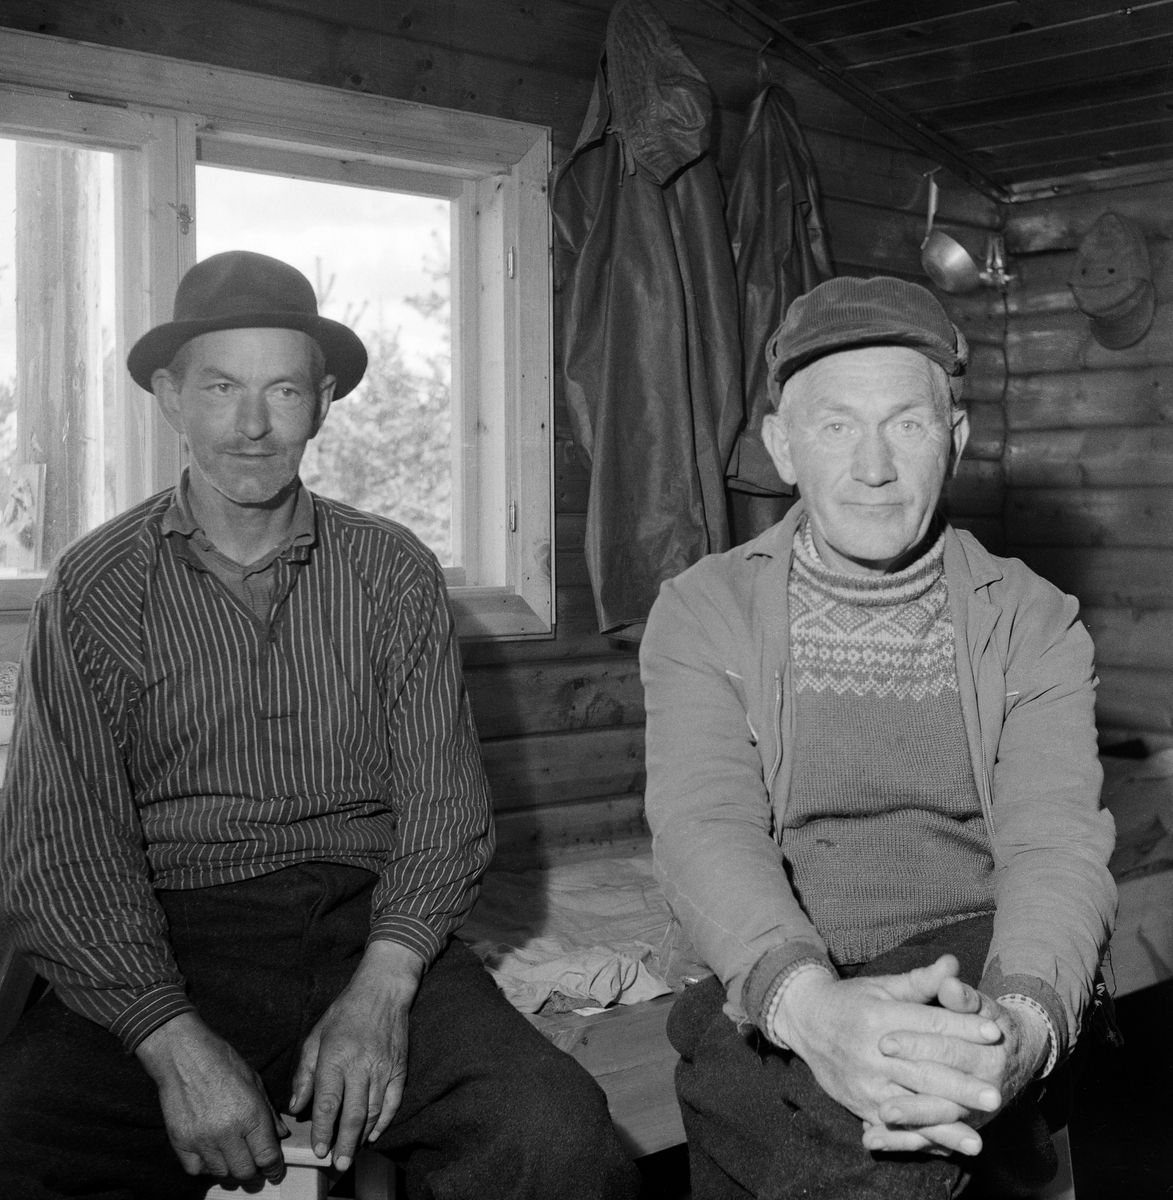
xmin=258 ymin=558 xmax=292 ymax=720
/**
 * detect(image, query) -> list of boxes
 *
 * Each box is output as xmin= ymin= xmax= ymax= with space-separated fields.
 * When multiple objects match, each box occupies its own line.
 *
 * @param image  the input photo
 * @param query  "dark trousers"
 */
xmin=669 ymin=915 xmax=1070 ymax=1200
xmin=0 ymin=863 xmax=640 ymax=1200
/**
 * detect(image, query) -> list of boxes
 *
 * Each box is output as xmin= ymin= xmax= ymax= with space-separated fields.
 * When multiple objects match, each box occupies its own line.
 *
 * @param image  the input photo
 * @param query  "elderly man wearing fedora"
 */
xmin=641 ymin=276 xmax=1117 ymax=1199
xmin=0 ymin=251 xmax=640 ymax=1200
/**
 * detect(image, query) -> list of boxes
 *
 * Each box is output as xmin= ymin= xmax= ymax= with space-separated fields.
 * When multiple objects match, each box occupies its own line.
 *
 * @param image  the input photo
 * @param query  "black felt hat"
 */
xmin=127 ymin=250 xmax=369 ymax=398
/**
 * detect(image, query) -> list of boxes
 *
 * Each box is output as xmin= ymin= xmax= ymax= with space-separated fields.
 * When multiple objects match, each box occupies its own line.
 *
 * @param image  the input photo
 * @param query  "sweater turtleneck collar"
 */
xmin=792 ymin=515 xmax=946 ymax=608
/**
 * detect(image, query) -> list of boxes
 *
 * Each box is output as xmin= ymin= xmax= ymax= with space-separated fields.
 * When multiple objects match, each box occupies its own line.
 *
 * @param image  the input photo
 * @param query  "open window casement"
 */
xmin=0 ymin=30 xmax=554 ymax=638
xmin=0 ymin=89 xmax=191 ymax=608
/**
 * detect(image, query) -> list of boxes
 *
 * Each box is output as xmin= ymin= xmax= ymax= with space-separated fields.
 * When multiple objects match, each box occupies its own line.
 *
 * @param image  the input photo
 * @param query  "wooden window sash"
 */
xmin=0 ymin=32 xmax=553 ymax=638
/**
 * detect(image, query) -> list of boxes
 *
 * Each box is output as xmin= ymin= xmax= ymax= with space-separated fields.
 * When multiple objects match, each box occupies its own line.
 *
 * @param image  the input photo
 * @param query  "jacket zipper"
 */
xmin=980 ymin=744 xmax=996 ymax=840
xmin=973 ymin=637 xmax=998 ymax=841
xmin=766 ymin=669 xmax=784 ymax=795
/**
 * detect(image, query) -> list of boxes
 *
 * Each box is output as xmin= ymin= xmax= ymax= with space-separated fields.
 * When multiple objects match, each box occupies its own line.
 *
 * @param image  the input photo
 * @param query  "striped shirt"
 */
xmin=0 ymin=483 xmax=494 ymax=1051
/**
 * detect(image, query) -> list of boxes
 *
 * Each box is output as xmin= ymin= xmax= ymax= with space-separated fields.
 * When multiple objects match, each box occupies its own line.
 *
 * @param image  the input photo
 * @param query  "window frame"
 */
xmin=0 ymin=29 xmax=554 ymax=638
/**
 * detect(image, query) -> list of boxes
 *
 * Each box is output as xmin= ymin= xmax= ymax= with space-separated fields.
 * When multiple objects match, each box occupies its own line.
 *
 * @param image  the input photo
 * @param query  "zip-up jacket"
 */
xmin=641 ymin=502 xmax=1116 ymax=1062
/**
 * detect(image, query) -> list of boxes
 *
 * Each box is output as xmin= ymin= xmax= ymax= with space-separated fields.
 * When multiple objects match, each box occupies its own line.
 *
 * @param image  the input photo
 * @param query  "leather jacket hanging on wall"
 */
xmin=552 ymin=0 xmax=743 ymax=635
xmin=725 ymin=81 xmax=834 ymax=498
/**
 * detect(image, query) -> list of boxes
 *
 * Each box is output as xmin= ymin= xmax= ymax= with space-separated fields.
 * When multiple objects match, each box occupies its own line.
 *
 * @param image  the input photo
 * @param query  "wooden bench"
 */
xmin=204 ymin=1118 xmax=395 ymax=1199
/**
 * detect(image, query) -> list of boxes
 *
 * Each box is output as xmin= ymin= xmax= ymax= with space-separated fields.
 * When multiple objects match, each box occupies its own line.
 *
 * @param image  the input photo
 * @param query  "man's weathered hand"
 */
xmin=289 ymin=940 xmax=424 ymax=1172
xmin=135 ymin=1012 xmax=287 ymax=1182
xmin=774 ymin=955 xmax=1003 ymax=1158
xmin=864 ymin=981 xmax=1050 ymax=1155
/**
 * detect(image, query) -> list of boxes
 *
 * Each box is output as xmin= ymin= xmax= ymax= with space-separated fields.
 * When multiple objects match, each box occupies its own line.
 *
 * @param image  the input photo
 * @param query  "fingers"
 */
xmin=244 ymin=1116 xmax=287 ymax=1184
xmin=881 ymin=1055 xmax=1002 ymax=1118
xmin=311 ymin=1062 xmax=390 ymax=1171
xmin=301 ymin=1028 xmax=392 ymax=1168
xmin=155 ymin=1044 xmax=285 ymax=1182
xmin=222 ymin=1135 xmax=266 ymax=1182
xmin=878 ymin=1028 xmax=1002 ymax=1080
xmin=189 ymin=1134 xmax=273 ymax=1183
xmin=861 ymin=1122 xmax=952 ymax=1158
xmin=864 ymin=1119 xmax=984 ymax=1157
xmin=911 ymin=1002 xmax=1002 ymax=1046
xmin=876 ymin=1091 xmax=968 ymax=1129
xmin=935 ymin=975 xmax=984 ymax=1015
xmin=174 ymin=1147 xmax=206 ymax=1177
xmin=369 ymin=1061 xmax=407 ymax=1144
xmin=876 ymin=955 xmax=961 ymax=1005
xmin=289 ymin=1027 xmax=321 ymax=1115
xmin=877 ymin=1085 xmax=997 ymax=1129
xmin=331 ymin=1067 xmax=377 ymax=1173
xmin=310 ymin=1065 xmax=344 ymax=1161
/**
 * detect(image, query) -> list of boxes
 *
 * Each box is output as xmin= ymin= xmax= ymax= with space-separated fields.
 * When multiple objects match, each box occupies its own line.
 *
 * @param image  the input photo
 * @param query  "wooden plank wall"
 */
xmin=2 ymin=0 xmax=1004 ymax=852
xmin=455 ymin=4 xmax=1006 ymax=857
xmin=999 ymin=180 xmax=1173 ymax=749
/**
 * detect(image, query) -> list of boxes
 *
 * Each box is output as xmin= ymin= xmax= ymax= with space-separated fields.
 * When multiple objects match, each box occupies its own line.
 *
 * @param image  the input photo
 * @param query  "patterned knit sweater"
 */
xmin=782 ymin=520 xmax=996 ymax=966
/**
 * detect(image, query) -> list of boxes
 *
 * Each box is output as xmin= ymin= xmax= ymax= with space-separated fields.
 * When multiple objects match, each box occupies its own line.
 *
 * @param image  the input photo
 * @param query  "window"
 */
xmin=195 ymin=167 xmax=457 ymax=570
xmin=0 ymin=29 xmax=553 ymax=637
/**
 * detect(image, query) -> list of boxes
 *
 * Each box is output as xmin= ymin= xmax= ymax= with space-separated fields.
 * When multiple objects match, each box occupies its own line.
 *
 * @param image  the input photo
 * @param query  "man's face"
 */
xmin=153 ymin=327 xmax=334 ymax=508
xmin=761 ymin=346 xmax=968 ymax=574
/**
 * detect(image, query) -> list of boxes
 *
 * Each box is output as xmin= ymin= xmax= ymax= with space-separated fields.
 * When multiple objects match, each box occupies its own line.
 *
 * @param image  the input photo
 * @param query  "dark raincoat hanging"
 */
xmin=552 ymin=0 xmax=742 ymax=636
xmin=725 ymin=81 xmax=834 ymax=497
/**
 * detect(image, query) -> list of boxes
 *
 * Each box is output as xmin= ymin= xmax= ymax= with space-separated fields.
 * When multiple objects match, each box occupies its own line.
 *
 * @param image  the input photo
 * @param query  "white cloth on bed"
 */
xmin=460 ymin=854 xmax=703 ymax=1013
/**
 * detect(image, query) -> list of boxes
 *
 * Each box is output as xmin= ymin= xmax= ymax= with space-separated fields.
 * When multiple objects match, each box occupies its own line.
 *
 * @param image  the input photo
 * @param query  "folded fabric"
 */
xmin=460 ymin=854 xmax=705 ymax=1013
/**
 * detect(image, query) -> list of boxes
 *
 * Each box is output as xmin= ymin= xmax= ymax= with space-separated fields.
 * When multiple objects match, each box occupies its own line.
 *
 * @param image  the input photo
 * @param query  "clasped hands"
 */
xmin=773 ymin=954 xmax=1050 ymax=1158
xmin=135 ymin=940 xmax=424 ymax=1184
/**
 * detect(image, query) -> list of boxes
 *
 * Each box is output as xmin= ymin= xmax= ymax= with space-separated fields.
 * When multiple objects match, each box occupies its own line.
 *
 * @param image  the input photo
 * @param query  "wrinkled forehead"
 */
xmin=181 ymin=326 xmax=319 ymax=372
xmin=783 ymin=345 xmax=950 ymax=418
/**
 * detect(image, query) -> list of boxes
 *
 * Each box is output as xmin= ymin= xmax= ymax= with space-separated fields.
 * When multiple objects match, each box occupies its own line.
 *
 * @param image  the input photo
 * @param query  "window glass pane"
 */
xmin=194 ymin=166 xmax=453 ymax=565
xmin=0 ymin=137 xmax=117 ymax=576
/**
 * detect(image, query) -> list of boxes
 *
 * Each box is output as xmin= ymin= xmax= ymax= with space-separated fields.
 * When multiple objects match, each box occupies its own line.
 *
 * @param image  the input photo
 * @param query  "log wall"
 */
xmin=1 ymin=1 xmax=1004 ymax=852
xmin=1000 ymin=179 xmax=1173 ymax=747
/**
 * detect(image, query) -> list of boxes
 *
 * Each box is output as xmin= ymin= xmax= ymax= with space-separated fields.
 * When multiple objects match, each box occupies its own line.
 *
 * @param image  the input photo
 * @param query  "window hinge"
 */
xmin=507 ymin=247 xmax=515 ymax=279
xmin=508 ymin=501 xmax=517 ymax=532
xmin=168 ymin=202 xmax=194 ymax=235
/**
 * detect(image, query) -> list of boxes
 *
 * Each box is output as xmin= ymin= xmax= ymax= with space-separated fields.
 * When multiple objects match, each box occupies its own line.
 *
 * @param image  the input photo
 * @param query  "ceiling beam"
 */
xmin=704 ymin=0 xmax=1012 ymax=202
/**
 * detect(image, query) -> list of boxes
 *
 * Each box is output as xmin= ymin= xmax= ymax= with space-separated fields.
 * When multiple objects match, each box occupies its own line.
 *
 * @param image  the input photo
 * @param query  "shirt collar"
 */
xmin=161 ymin=469 xmax=317 ymax=561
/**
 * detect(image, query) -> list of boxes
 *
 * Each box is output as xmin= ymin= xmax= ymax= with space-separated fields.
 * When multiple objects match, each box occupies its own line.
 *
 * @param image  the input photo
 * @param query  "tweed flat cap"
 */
xmin=765 ymin=276 xmax=968 ymax=407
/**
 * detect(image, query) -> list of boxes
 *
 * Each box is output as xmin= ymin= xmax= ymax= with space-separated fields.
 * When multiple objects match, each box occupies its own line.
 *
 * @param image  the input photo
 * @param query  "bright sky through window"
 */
xmin=195 ymin=166 xmax=449 ymax=375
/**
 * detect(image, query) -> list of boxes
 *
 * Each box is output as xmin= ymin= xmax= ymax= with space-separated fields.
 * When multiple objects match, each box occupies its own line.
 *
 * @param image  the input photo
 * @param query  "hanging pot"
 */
xmin=920 ymin=176 xmax=982 ymax=294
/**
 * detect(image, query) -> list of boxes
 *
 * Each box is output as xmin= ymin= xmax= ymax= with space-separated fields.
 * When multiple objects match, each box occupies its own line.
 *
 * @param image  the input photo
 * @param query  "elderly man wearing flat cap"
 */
xmin=0 ymin=251 xmax=640 ymax=1199
xmin=641 ymin=276 xmax=1117 ymax=1199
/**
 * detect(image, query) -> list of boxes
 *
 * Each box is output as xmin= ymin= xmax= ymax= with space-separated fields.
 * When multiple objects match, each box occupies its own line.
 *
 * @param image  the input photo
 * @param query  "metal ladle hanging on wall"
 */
xmin=920 ymin=173 xmax=1014 ymax=294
